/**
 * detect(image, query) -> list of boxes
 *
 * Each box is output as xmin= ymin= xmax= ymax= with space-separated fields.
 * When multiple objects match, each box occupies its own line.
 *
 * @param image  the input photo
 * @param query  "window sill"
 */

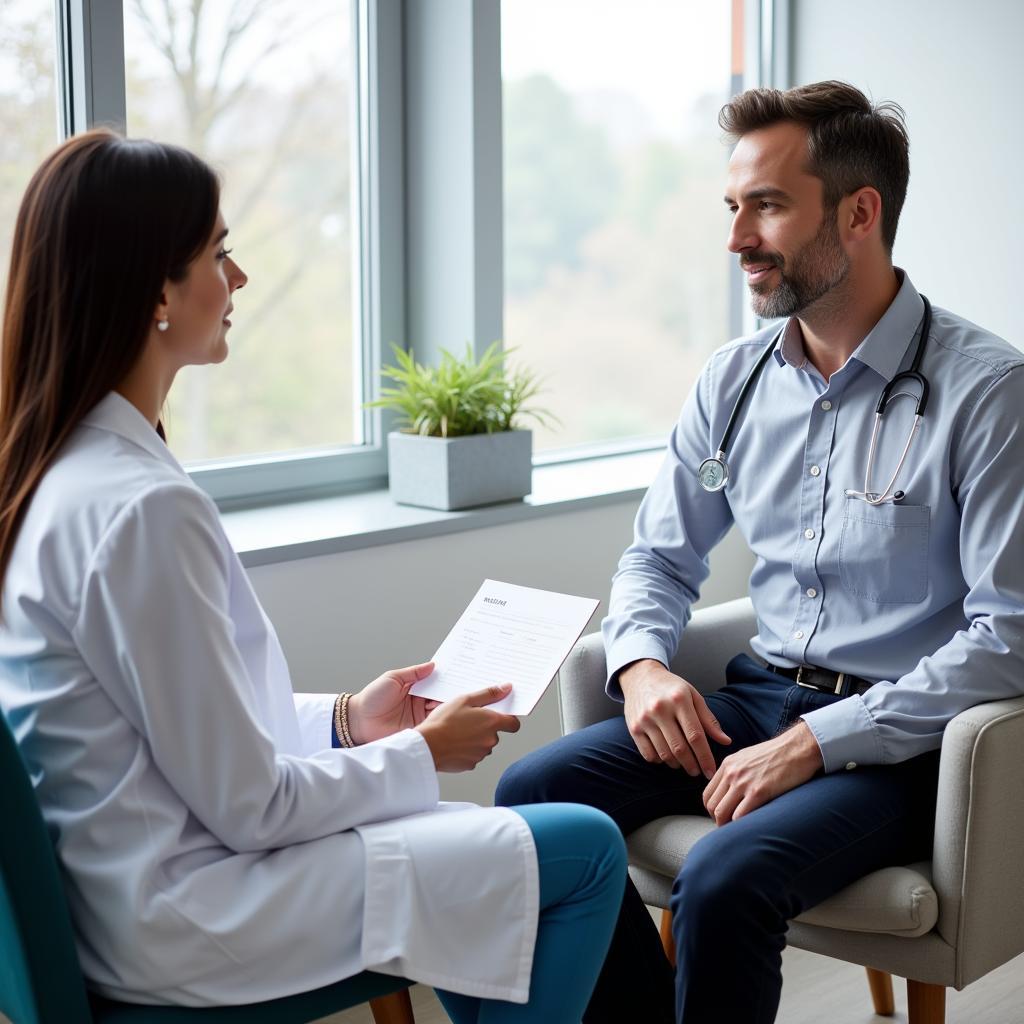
xmin=223 ymin=448 xmax=662 ymax=568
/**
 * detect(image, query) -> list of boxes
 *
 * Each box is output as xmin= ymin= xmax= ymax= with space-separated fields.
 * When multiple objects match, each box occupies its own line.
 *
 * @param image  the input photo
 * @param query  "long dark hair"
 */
xmin=0 ymin=128 xmax=220 ymax=597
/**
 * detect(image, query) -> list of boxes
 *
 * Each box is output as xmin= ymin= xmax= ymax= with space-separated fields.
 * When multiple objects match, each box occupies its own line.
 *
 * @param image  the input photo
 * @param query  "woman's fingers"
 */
xmin=386 ymin=661 xmax=436 ymax=686
xmin=495 ymin=713 xmax=521 ymax=734
xmin=408 ymin=696 xmax=432 ymax=725
xmin=461 ymin=683 xmax=513 ymax=707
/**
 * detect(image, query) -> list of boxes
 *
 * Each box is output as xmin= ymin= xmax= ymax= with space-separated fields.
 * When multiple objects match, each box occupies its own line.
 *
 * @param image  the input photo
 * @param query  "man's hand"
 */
xmin=703 ymin=720 xmax=823 ymax=824
xmin=619 ymin=659 xmax=732 ymax=778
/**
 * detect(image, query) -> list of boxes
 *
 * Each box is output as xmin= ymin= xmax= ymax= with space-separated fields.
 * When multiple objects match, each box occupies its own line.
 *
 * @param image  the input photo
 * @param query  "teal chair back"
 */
xmin=0 ymin=709 xmax=413 ymax=1023
xmin=0 ymin=709 xmax=95 ymax=1023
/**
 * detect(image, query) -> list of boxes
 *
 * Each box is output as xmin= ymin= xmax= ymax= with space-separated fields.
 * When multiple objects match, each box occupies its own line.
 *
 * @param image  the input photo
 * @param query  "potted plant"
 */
xmin=367 ymin=342 xmax=554 ymax=510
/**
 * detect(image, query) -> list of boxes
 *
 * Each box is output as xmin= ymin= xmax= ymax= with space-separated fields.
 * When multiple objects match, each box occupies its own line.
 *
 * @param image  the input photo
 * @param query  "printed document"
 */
xmin=410 ymin=579 xmax=600 ymax=715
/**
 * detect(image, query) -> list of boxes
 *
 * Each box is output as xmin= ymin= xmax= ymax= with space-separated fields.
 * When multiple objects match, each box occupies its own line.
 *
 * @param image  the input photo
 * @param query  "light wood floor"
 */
xmin=315 ymin=946 xmax=1024 ymax=1023
xmin=7 ymin=945 xmax=1019 ymax=1023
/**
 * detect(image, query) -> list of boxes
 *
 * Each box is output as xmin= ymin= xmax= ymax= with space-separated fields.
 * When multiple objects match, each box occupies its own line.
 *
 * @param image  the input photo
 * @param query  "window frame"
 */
xmin=50 ymin=0 xmax=788 ymax=511
xmin=55 ymin=0 xmax=403 ymax=510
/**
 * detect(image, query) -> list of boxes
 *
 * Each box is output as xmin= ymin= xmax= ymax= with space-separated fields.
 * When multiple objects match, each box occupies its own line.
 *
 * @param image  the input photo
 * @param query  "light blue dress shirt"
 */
xmin=603 ymin=272 xmax=1024 ymax=771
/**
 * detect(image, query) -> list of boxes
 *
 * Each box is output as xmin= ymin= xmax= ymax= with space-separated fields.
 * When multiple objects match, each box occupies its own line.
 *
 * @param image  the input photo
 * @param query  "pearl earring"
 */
xmin=157 ymin=319 xmax=170 ymax=332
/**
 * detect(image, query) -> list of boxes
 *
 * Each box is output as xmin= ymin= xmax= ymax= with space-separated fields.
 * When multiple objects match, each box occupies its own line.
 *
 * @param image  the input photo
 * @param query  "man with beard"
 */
xmin=496 ymin=80 xmax=1024 ymax=1023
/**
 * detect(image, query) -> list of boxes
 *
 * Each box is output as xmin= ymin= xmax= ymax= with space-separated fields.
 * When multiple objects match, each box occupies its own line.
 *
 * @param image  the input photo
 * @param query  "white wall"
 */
xmin=249 ymin=506 xmax=753 ymax=805
xmin=793 ymin=0 xmax=1022 ymax=347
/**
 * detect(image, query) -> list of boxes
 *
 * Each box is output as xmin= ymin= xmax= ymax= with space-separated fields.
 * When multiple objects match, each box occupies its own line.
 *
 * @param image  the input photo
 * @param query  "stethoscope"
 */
xmin=697 ymin=297 xmax=932 ymax=507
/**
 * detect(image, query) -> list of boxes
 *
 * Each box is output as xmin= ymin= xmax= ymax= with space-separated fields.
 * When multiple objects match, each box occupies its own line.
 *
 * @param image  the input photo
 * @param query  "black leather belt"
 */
xmin=762 ymin=661 xmax=874 ymax=697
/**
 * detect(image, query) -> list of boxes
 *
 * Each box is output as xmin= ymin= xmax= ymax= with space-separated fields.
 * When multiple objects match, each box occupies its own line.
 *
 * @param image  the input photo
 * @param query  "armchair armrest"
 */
xmin=556 ymin=597 xmax=1024 ymax=989
xmin=931 ymin=694 xmax=1024 ymax=987
xmin=557 ymin=597 xmax=757 ymax=735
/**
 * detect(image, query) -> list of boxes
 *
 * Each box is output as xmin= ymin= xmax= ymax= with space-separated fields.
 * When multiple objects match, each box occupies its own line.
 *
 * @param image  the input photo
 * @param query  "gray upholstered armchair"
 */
xmin=557 ymin=597 xmax=1024 ymax=1024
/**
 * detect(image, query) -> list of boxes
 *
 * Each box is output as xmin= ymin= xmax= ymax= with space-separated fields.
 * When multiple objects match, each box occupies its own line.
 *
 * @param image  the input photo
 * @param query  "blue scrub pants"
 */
xmin=435 ymin=802 xmax=626 ymax=1024
xmin=495 ymin=654 xmax=941 ymax=1024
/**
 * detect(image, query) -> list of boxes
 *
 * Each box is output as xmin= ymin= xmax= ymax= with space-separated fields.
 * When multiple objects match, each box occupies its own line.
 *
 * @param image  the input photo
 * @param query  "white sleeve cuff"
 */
xmin=293 ymin=692 xmax=337 ymax=756
xmin=351 ymin=727 xmax=440 ymax=813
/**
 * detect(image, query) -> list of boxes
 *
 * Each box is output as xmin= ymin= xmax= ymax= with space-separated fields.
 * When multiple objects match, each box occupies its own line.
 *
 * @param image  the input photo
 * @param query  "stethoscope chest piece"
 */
xmin=698 ymin=455 xmax=729 ymax=492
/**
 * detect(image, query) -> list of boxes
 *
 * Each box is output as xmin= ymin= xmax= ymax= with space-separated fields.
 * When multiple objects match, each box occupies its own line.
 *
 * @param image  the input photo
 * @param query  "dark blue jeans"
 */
xmin=495 ymin=654 xmax=940 ymax=1024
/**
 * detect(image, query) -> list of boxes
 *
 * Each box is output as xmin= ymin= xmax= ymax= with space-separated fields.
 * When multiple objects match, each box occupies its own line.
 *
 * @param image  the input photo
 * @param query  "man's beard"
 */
xmin=744 ymin=211 xmax=850 ymax=319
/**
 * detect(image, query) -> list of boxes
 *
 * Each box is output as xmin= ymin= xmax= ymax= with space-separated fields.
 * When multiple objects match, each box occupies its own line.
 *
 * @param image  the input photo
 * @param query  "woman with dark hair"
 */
xmin=0 ymin=129 xmax=626 ymax=1021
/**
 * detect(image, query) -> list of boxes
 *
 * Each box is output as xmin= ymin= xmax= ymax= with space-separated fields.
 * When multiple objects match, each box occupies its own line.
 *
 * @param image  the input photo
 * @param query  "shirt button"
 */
xmin=806 ymin=587 xmax=818 ymax=598
xmin=804 ymin=528 xmax=815 ymax=539
xmin=845 ymin=762 xmax=858 ymax=771
xmin=793 ymin=630 xmax=804 ymax=640
xmin=809 ymin=465 xmax=821 ymax=477
xmin=821 ymin=400 xmax=832 ymax=411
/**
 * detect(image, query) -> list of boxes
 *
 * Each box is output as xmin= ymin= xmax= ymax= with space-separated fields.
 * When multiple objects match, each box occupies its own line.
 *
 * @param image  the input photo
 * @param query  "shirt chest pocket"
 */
xmin=838 ymin=499 xmax=930 ymax=604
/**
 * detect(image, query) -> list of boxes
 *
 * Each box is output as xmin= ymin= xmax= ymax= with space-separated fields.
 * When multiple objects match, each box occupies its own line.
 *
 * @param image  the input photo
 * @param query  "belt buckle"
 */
xmin=795 ymin=666 xmax=846 ymax=695
xmin=795 ymin=666 xmax=816 ymax=691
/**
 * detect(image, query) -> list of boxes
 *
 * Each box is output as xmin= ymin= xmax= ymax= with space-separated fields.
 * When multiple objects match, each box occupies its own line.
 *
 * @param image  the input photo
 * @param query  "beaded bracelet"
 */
xmin=334 ymin=692 xmax=356 ymax=748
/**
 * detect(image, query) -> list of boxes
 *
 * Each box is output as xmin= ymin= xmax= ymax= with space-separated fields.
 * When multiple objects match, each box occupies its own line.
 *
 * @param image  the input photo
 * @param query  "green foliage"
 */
xmin=503 ymin=74 xmax=619 ymax=296
xmin=367 ymin=343 xmax=556 ymax=438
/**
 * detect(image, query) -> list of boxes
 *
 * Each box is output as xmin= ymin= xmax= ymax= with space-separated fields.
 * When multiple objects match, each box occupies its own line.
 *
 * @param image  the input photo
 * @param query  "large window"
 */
xmin=0 ymin=0 xmax=58 ymax=292
xmin=502 ymin=0 xmax=738 ymax=451
xmin=0 ymin=1 xmax=776 ymax=507
xmin=123 ymin=0 xmax=358 ymax=464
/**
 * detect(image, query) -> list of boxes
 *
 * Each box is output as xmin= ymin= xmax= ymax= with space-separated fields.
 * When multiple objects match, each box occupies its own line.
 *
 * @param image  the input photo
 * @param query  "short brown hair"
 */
xmin=719 ymin=80 xmax=909 ymax=252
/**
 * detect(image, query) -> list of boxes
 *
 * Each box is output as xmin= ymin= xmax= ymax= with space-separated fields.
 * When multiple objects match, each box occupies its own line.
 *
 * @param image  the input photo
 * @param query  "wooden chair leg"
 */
xmin=865 ymin=967 xmax=895 ymax=1016
xmin=907 ymin=979 xmax=946 ymax=1024
xmin=659 ymin=907 xmax=676 ymax=967
xmin=369 ymin=987 xmax=415 ymax=1024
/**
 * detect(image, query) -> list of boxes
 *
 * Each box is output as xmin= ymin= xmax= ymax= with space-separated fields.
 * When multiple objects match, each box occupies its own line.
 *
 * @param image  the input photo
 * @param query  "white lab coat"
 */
xmin=0 ymin=393 xmax=538 ymax=1006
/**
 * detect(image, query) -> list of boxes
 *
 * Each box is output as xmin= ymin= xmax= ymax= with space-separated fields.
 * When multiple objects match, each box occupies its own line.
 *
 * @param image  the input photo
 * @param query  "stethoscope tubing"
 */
xmin=701 ymin=296 xmax=933 ymax=502
xmin=716 ymin=331 xmax=782 ymax=459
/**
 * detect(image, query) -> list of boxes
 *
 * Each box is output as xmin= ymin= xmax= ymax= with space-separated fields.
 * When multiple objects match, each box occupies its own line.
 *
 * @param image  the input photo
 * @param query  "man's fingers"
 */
xmin=673 ymin=709 xmax=717 ymax=780
xmin=711 ymin=784 xmax=745 ymax=825
xmin=495 ymin=713 xmax=521 ymax=734
xmin=630 ymin=729 xmax=661 ymax=764
xmin=702 ymin=771 xmax=722 ymax=813
xmin=732 ymin=794 xmax=762 ymax=820
xmin=650 ymin=737 xmax=682 ymax=770
xmin=643 ymin=716 xmax=691 ymax=772
xmin=692 ymin=690 xmax=732 ymax=746
xmin=630 ymin=729 xmax=679 ymax=770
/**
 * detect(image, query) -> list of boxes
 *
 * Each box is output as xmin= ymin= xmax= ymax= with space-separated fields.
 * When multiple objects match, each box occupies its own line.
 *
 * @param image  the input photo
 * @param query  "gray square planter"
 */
xmin=387 ymin=430 xmax=533 ymax=511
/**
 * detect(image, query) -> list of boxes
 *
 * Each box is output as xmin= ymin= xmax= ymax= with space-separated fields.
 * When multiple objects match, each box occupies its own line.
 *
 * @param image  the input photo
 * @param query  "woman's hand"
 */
xmin=415 ymin=684 xmax=521 ymax=772
xmin=347 ymin=662 xmax=440 ymax=744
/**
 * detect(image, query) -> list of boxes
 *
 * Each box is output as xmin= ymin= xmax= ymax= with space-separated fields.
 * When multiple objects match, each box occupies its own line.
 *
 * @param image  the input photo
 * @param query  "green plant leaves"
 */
xmin=366 ymin=342 xmax=557 ymax=438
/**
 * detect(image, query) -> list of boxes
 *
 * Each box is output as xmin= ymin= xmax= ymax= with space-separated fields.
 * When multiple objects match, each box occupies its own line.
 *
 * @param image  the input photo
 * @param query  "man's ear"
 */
xmin=842 ymin=186 xmax=884 ymax=245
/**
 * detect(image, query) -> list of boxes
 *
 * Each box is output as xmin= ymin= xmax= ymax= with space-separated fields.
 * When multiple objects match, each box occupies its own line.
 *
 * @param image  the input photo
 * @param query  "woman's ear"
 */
xmin=153 ymin=289 xmax=171 ymax=333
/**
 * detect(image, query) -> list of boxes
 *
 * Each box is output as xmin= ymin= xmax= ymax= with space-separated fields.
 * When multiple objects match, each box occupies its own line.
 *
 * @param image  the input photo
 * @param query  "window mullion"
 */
xmin=759 ymin=0 xmax=793 ymax=90
xmin=56 ymin=0 xmax=126 ymax=137
xmin=357 ymin=0 xmax=405 ymax=450
xmin=404 ymin=0 xmax=503 ymax=367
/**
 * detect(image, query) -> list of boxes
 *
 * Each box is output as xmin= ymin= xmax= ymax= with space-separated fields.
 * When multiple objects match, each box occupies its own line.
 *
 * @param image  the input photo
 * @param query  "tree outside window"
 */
xmin=124 ymin=0 xmax=357 ymax=463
